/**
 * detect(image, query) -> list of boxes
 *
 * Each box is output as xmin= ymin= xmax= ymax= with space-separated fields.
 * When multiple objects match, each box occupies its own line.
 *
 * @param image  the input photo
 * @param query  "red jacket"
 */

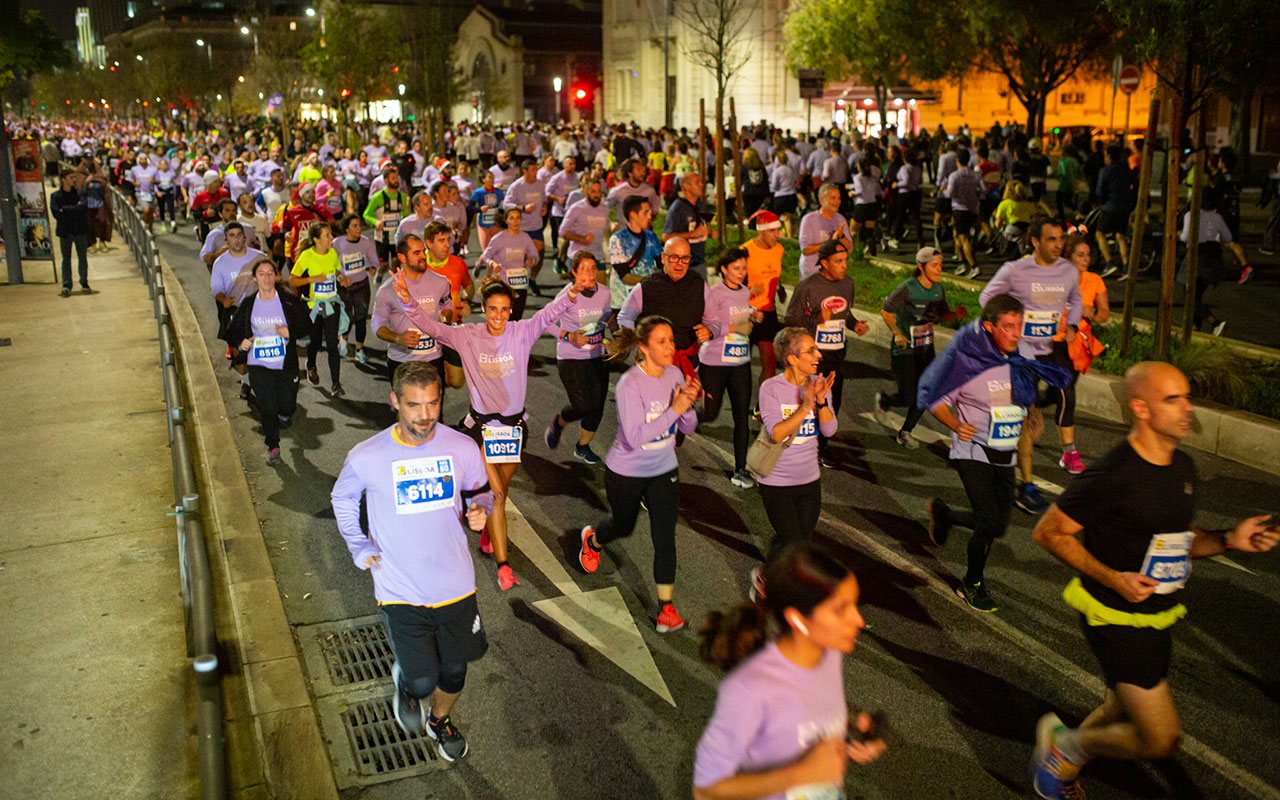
xmin=282 ymin=203 xmax=334 ymax=259
xmin=191 ymin=188 xmax=231 ymax=220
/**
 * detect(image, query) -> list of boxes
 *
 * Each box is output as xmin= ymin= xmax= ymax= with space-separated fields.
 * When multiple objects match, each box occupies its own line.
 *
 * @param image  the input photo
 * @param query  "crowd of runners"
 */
xmin=27 ymin=114 xmax=1278 ymax=799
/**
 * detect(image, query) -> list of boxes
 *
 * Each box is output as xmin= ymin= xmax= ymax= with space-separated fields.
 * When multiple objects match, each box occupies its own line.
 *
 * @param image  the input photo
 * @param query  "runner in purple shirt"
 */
xmin=479 ymin=208 xmax=539 ymax=319
xmin=576 ymin=315 xmax=700 ymax=633
xmin=694 ymin=543 xmax=884 ymax=800
xmin=501 ymin=159 xmax=549 ymax=295
xmin=394 ymin=268 xmax=590 ymax=592
xmin=332 ymin=214 xmax=379 ymax=365
xmin=698 ymin=248 xmax=759 ymax=487
xmin=544 ymin=252 xmax=613 ymax=465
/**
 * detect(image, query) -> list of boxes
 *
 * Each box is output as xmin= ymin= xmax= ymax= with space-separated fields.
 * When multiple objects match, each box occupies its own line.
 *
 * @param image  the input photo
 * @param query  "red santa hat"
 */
xmin=749 ymin=209 xmax=781 ymax=231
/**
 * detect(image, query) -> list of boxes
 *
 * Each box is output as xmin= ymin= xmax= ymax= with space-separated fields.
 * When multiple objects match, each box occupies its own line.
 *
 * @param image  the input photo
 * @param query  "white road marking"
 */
xmin=687 ymin=431 xmax=1280 ymax=800
xmin=504 ymin=501 xmax=675 ymax=706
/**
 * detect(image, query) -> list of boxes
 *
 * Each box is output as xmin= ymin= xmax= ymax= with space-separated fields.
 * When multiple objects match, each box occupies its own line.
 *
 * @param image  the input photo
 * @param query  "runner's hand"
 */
xmin=338 ymin=273 xmax=351 ymax=288
xmin=954 ymin=422 xmax=978 ymax=442
xmin=239 ymin=338 xmax=253 ymax=352
xmin=275 ymin=325 xmax=290 ymax=340
xmin=391 ymin=270 xmax=412 ymax=304
xmin=847 ymin=712 xmax=888 ymax=765
xmin=398 ymin=330 xmax=421 ymax=348
xmin=852 ymin=320 xmax=870 ymax=336
xmin=751 ymin=310 xmax=764 ymax=323
xmin=693 ymin=324 xmax=712 ymax=343
xmin=795 ymin=737 xmax=848 ymax=786
xmin=364 ymin=555 xmax=382 ymax=570
xmin=583 ymin=233 xmax=595 ymax=244
xmin=567 ymin=329 xmax=590 ymax=348
xmin=1112 ymin=571 xmax=1158 ymax=604
xmin=1226 ymin=514 xmax=1279 ymax=552
xmin=466 ymin=502 xmax=488 ymax=532
xmin=814 ymin=372 xmax=837 ymax=405
xmin=894 ymin=333 xmax=909 ymax=348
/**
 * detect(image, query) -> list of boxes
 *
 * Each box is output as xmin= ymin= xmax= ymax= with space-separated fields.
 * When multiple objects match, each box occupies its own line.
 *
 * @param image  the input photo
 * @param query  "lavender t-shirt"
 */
xmin=798 ymin=211 xmax=847 ymax=280
xmin=246 ymin=293 xmax=288 ymax=370
xmin=332 ymin=235 xmax=378 ymax=284
xmin=210 ymin=248 xmax=266 ymax=305
xmin=404 ymin=290 xmax=573 ymax=416
xmin=699 ymin=282 xmax=753 ymax=367
xmin=605 ymin=364 xmax=698 ymax=478
xmin=372 ymin=270 xmax=452 ymax=363
xmin=694 ymin=642 xmax=848 ymax=798
xmin=553 ymin=283 xmax=612 ymax=360
xmin=480 ymin=230 xmax=539 ymax=291
xmin=758 ymin=374 xmax=838 ymax=487
xmin=938 ymin=361 xmax=1022 ymax=464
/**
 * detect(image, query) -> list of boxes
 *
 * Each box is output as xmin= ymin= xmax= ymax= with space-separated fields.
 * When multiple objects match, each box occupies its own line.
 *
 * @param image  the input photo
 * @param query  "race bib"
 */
xmin=1023 ymin=309 xmax=1060 ymax=339
xmin=641 ymin=410 xmax=676 ymax=450
xmin=721 ymin=333 xmax=750 ymax=365
xmin=250 ymin=335 xmax=285 ymax=369
xmin=1139 ymin=531 xmax=1194 ymax=594
xmin=159 ymin=182 xmax=172 ymax=190
xmin=312 ymin=277 xmax=337 ymax=298
xmin=786 ymin=785 xmax=843 ymax=800
xmin=581 ymin=329 xmax=604 ymax=348
xmin=815 ymin=320 xmax=845 ymax=350
xmin=340 ymin=252 xmax=367 ymax=277
xmin=408 ymin=328 xmax=437 ymax=353
xmin=138 ymin=191 xmax=154 ymax=204
xmin=380 ymin=209 xmax=402 ymax=225
xmin=392 ymin=456 xmax=456 ymax=514
xmin=910 ymin=322 xmax=934 ymax=348
xmin=781 ymin=403 xmax=817 ymax=439
xmin=986 ymin=404 xmax=1025 ymax=450
xmin=482 ymin=424 xmax=523 ymax=463
xmin=506 ymin=267 xmax=529 ymax=290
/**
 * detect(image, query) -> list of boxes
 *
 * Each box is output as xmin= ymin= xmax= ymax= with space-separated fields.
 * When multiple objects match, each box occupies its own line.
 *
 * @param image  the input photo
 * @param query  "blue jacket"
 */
xmin=917 ymin=319 xmax=1073 ymax=410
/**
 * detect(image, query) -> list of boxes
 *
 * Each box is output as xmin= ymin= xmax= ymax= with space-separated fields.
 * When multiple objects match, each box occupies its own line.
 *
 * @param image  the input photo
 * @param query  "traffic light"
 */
xmin=340 ymin=88 xmax=350 ymax=98
xmin=572 ymin=84 xmax=591 ymax=109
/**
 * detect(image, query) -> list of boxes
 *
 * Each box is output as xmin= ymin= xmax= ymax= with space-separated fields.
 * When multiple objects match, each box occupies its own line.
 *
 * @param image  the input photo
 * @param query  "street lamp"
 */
xmin=135 ymin=54 xmax=143 ymax=61
xmin=553 ymin=76 xmax=562 ymax=120
xmin=240 ymin=25 xmax=249 ymax=34
xmin=305 ymin=7 xmax=316 ymax=16
xmin=241 ymin=25 xmax=259 ymax=57
xmin=195 ymin=38 xmax=204 ymax=46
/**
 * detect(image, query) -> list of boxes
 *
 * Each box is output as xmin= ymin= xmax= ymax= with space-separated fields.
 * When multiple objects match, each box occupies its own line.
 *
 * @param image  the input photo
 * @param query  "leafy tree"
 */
xmin=965 ymin=0 xmax=1116 ymax=136
xmin=302 ymin=3 xmax=405 ymax=147
xmin=400 ymin=5 xmax=467 ymax=155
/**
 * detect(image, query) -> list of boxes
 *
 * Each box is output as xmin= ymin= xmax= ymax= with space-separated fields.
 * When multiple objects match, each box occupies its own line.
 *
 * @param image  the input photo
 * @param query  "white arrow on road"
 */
xmin=503 ymin=502 xmax=676 ymax=707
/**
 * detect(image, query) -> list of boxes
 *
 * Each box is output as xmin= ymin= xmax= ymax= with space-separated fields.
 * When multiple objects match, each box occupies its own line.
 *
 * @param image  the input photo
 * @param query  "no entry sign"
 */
xmin=1119 ymin=65 xmax=1141 ymax=95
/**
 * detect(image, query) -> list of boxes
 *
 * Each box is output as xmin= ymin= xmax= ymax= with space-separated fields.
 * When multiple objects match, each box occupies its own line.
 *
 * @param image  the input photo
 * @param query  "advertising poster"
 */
xmin=11 ymin=139 xmax=54 ymax=262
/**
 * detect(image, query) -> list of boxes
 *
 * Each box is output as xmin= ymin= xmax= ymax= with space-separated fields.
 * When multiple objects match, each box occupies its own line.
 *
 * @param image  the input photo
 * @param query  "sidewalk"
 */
xmin=0 ymin=242 xmax=196 ymax=798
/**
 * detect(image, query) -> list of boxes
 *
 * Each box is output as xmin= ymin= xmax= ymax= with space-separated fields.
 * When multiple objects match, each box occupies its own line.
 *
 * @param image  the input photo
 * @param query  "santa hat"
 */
xmin=378 ymin=158 xmax=393 ymax=172
xmin=749 ymin=209 xmax=781 ymax=231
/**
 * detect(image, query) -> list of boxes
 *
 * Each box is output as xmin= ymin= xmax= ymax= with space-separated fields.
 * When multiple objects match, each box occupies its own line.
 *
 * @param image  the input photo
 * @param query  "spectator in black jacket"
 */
xmin=50 ymin=169 xmax=91 ymax=297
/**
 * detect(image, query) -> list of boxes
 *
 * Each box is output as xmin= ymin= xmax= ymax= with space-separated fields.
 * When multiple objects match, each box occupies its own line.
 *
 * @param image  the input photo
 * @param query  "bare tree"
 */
xmin=678 ymin=0 xmax=752 ymax=241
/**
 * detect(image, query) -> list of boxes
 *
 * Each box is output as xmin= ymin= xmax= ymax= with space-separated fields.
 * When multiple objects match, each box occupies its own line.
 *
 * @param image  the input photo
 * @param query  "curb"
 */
xmin=161 ymin=256 xmax=341 ymax=800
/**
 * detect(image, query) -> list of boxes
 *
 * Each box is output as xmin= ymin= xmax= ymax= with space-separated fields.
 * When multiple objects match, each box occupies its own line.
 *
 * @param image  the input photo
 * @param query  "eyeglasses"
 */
xmin=665 ymin=255 xmax=691 ymax=265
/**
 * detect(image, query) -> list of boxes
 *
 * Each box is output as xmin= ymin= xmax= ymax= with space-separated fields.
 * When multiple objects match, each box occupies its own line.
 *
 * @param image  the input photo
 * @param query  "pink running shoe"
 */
xmin=478 ymin=527 xmax=494 ymax=555
xmin=1059 ymin=450 xmax=1086 ymax=474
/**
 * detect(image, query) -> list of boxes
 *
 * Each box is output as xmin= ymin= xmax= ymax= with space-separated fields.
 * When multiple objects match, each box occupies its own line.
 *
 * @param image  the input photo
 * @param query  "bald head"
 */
xmin=662 ymin=236 xmax=692 ymax=281
xmin=1125 ymin=361 xmax=1193 ymax=441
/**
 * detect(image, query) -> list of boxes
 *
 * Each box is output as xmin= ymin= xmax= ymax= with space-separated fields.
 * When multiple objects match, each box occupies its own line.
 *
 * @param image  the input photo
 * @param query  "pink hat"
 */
xmin=749 ymin=210 xmax=781 ymax=231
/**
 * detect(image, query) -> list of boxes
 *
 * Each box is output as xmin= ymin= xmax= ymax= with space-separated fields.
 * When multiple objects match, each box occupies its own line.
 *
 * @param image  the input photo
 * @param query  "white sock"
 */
xmin=1055 ymin=726 xmax=1087 ymax=765
xmin=240 ymin=373 xmax=249 ymax=385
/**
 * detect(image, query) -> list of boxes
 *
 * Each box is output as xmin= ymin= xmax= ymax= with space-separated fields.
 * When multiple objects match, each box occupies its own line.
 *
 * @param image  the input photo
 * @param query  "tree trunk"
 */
xmin=1120 ymin=90 xmax=1162 ymax=356
xmin=1156 ymin=92 xmax=1185 ymax=359
xmin=1229 ymin=84 xmax=1254 ymax=177
xmin=731 ymin=97 xmax=743 ymax=241
xmin=876 ymin=82 xmax=888 ymax=134
xmin=698 ymin=99 xmax=706 ymax=184
xmin=714 ymin=96 xmax=726 ymax=244
xmin=1181 ymin=101 xmax=1206 ymax=345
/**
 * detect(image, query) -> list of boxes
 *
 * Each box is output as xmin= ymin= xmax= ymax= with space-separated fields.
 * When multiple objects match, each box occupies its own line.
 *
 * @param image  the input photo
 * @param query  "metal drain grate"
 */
xmin=342 ymin=695 xmax=438 ymax=776
xmin=320 ymin=621 xmax=394 ymax=686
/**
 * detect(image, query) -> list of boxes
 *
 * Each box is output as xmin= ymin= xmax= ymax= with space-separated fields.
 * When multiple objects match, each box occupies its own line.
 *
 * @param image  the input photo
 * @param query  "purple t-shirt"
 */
xmin=978 ymin=255 xmax=1082 ymax=357
xmin=560 ymin=198 xmax=610 ymax=261
xmin=553 ymin=283 xmax=612 ymax=360
xmin=246 ymin=293 xmax=288 ymax=369
xmin=545 ymin=170 xmax=578 ymax=216
xmin=480 ymin=230 xmax=539 ymax=291
xmin=502 ymin=176 xmax=546 ymax=231
xmin=693 ymin=642 xmax=848 ymax=798
xmin=757 ymin=374 xmax=838 ymax=487
xmin=331 ymin=425 xmax=494 ymax=607
xmin=404 ymin=290 xmax=574 ymax=417
xmin=210 ymin=248 xmax=266 ymax=305
xmin=372 ymin=270 xmax=452 ymax=363
xmin=605 ymin=364 xmax=698 ymax=477
xmin=798 ymin=211 xmax=847 ymax=280
xmin=699 ymin=282 xmax=753 ymax=367
xmin=938 ymin=361 xmax=1023 ymax=464
xmin=332 ymin=235 xmax=378 ymax=284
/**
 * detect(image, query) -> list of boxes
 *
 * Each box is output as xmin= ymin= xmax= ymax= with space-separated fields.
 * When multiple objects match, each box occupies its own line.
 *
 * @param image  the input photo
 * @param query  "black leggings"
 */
xmin=156 ymin=189 xmax=176 ymax=222
xmin=596 ymin=467 xmax=680 ymax=585
xmin=817 ymin=348 xmax=846 ymax=455
xmin=759 ymin=479 xmax=822 ymax=559
xmin=510 ymin=289 xmax=528 ymax=321
xmin=893 ymin=190 xmax=924 ymax=244
xmin=880 ymin=347 xmax=935 ymax=433
xmin=549 ymin=214 xmax=564 ymax=251
xmin=306 ymin=309 xmax=342 ymax=382
xmin=698 ymin=362 xmax=753 ymax=471
xmin=338 ymin=280 xmax=371 ymax=345
xmin=1036 ymin=340 xmax=1078 ymax=428
xmin=950 ymin=459 xmax=1016 ymax=584
xmin=248 ymin=365 xmax=298 ymax=449
xmin=557 ymin=357 xmax=609 ymax=433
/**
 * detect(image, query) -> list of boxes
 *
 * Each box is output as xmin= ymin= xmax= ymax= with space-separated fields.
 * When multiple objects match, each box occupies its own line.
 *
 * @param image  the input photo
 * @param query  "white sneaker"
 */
xmin=888 ymin=239 xmax=899 ymax=251
xmin=965 ymin=265 xmax=981 ymax=279
xmin=953 ymin=262 xmax=967 ymax=274
xmin=872 ymin=392 xmax=891 ymax=427
xmin=896 ymin=430 xmax=920 ymax=450
xmin=337 ymin=338 xmax=348 ymax=357
xmin=730 ymin=469 xmax=756 ymax=489
xmin=1211 ymin=320 xmax=1227 ymax=337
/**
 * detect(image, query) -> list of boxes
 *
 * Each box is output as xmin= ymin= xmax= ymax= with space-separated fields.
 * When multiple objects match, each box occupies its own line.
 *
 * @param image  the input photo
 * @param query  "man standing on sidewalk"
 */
xmin=50 ymin=169 xmax=91 ymax=297
xmin=331 ymin=362 xmax=494 ymax=762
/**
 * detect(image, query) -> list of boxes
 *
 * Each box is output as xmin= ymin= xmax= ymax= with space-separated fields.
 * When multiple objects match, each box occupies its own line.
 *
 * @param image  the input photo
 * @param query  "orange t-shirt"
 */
xmin=1056 ymin=270 xmax=1106 ymax=340
xmin=745 ymin=237 xmax=784 ymax=311
xmin=427 ymin=254 xmax=473 ymax=319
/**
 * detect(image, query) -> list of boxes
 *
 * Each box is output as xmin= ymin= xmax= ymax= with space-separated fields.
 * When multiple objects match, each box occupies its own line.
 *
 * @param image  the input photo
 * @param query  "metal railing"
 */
xmin=109 ymin=186 xmax=228 ymax=800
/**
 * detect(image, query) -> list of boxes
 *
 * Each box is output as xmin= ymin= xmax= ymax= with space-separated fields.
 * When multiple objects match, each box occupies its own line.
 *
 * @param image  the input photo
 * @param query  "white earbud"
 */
xmin=788 ymin=612 xmax=810 ymax=637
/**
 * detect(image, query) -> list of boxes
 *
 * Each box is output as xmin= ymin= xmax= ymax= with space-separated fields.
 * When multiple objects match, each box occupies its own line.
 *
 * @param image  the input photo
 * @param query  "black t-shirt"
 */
xmin=662 ymin=197 xmax=706 ymax=268
xmin=1057 ymin=440 xmax=1198 ymax=614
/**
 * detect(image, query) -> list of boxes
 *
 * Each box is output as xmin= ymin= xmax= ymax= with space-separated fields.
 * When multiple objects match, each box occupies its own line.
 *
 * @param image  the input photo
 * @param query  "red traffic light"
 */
xmin=575 ymin=88 xmax=587 ymax=100
xmin=340 ymin=88 xmax=350 ymax=98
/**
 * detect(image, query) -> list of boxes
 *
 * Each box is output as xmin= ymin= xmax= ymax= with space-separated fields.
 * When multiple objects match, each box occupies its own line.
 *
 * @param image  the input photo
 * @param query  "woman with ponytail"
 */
xmin=576 ymin=315 xmax=700 ymax=633
xmin=290 ymin=219 xmax=348 ymax=396
xmin=693 ymin=543 xmax=885 ymax=800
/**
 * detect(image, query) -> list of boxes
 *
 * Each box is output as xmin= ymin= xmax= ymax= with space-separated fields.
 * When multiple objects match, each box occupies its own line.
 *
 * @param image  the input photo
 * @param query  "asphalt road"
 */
xmin=158 ymin=226 xmax=1280 ymax=800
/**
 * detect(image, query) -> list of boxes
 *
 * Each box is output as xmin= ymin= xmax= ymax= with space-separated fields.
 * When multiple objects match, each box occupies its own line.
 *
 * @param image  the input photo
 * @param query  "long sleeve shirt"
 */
xmin=605 ymin=364 xmax=698 ymax=477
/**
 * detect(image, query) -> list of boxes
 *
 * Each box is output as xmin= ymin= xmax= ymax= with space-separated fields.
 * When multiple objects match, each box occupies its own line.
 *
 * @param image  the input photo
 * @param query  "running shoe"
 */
xmin=278 ymin=415 xmax=292 ymax=429
xmin=266 ymin=447 xmax=282 ymax=466
xmin=80 ymin=284 xmax=93 ymax=294
xmin=1031 ymin=712 xmax=1084 ymax=800
xmin=872 ymin=392 xmax=891 ymax=427
xmin=965 ymin=265 xmax=981 ymax=279
xmin=578 ymin=525 xmax=600 ymax=573
xmin=240 ymin=383 xmax=253 ymax=401
xmin=655 ymin=603 xmax=686 ymax=633
xmin=391 ymin=662 xmax=426 ymax=736
xmin=1238 ymin=265 xmax=1254 ymax=284
xmin=226 ymin=344 xmax=236 ymax=360
xmin=574 ymin=444 xmax=602 ymax=465
xmin=478 ymin=527 xmax=493 ymax=555
xmin=497 ymin=564 xmax=520 ymax=591
xmin=331 ymin=382 xmax=346 ymax=398
xmin=355 ymin=348 xmax=370 ymax=365
xmin=425 ymin=713 xmax=468 ymax=761
xmin=953 ymin=262 xmax=968 ymax=274
xmin=529 ymin=280 xmax=543 ymax=297
xmin=1099 ymin=264 xmax=1119 ymax=278
xmin=338 ymin=338 xmax=348 ymax=357
xmin=1259 ymin=246 xmax=1276 ymax=256
xmin=926 ymin=498 xmax=951 ymax=546
xmin=544 ymin=418 xmax=562 ymax=449
xmin=730 ymin=469 xmax=756 ymax=489
xmin=1059 ymin=450 xmax=1085 ymax=474
xmin=818 ymin=451 xmax=836 ymax=470
xmin=888 ymin=238 xmax=899 ymax=251
xmin=748 ymin=566 xmax=766 ymax=602
xmin=956 ymin=580 xmax=998 ymax=612
xmin=1015 ymin=483 xmax=1050 ymax=515
xmin=896 ymin=431 xmax=920 ymax=450
xmin=306 ymin=366 xmax=320 ymax=386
